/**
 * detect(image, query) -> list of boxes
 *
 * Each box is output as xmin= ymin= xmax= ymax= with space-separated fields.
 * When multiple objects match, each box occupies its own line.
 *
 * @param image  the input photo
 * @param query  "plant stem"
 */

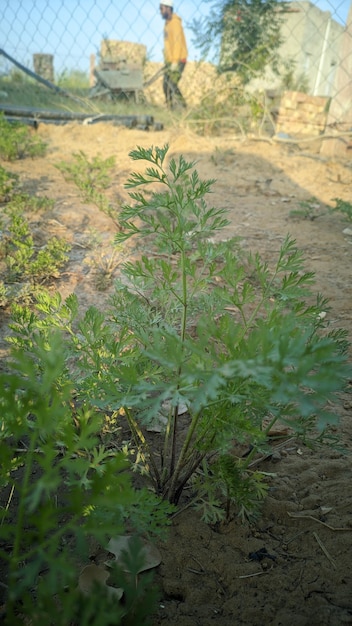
xmin=124 ymin=406 xmax=161 ymax=490
xmin=167 ymin=244 xmax=188 ymax=485
xmin=6 ymin=422 xmax=37 ymax=620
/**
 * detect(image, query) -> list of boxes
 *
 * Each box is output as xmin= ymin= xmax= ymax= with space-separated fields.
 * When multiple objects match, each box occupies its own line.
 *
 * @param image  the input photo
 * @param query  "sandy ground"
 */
xmin=2 ymin=121 xmax=352 ymax=625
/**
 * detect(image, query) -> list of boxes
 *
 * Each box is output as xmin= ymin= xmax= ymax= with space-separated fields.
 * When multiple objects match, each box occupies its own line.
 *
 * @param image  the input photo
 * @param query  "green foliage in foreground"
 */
xmin=8 ymin=145 xmax=350 ymax=526
xmin=0 ymin=113 xmax=47 ymax=161
xmin=0 ymin=332 xmax=171 ymax=625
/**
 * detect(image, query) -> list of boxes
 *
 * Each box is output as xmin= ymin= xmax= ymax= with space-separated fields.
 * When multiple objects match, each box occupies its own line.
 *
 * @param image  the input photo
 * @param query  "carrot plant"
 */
xmin=0 ymin=194 xmax=70 ymax=308
xmin=106 ymin=145 xmax=349 ymax=512
xmin=7 ymin=145 xmax=350 ymax=523
xmin=0 ymin=331 xmax=170 ymax=625
xmin=55 ymin=151 xmax=121 ymax=227
xmin=0 ymin=113 xmax=47 ymax=161
xmin=330 ymin=198 xmax=352 ymax=223
xmin=0 ymin=164 xmax=18 ymax=202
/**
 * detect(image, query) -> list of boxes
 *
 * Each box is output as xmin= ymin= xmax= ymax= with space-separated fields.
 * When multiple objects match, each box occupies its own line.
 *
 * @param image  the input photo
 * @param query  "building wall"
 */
xmin=244 ymin=1 xmax=344 ymax=97
xmin=280 ymin=2 xmax=343 ymax=97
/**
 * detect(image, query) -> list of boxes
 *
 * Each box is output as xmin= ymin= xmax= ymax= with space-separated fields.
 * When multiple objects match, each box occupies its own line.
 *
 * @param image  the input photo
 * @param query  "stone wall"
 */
xmin=143 ymin=61 xmax=241 ymax=108
xmin=275 ymin=91 xmax=330 ymax=136
xmin=100 ymin=40 xmax=146 ymax=67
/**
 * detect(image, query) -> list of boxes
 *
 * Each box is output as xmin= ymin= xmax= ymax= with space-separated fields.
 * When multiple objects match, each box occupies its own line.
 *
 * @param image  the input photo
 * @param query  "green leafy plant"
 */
xmin=0 ymin=331 xmax=170 ymax=625
xmin=290 ymin=197 xmax=352 ymax=224
xmin=330 ymin=198 xmax=352 ymax=223
xmin=0 ymin=199 xmax=70 ymax=285
xmin=0 ymin=164 xmax=18 ymax=202
xmin=194 ymin=455 xmax=270 ymax=524
xmin=85 ymin=246 xmax=124 ymax=291
xmin=289 ymin=197 xmax=324 ymax=220
xmin=107 ymin=145 xmax=349 ymax=513
xmin=0 ymin=113 xmax=47 ymax=161
xmin=7 ymin=145 xmax=350 ymax=524
xmin=56 ymin=151 xmax=121 ymax=226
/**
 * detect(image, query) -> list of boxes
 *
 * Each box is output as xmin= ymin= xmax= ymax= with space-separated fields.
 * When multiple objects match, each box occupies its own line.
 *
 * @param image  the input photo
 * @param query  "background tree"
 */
xmin=192 ymin=0 xmax=288 ymax=84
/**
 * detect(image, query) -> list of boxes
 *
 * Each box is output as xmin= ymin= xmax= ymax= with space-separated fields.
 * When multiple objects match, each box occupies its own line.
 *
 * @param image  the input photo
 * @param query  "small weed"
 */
xmin=210 ymin=147 xmax=237 ymax=167
xmin=290 ymin=197 xmax=352 ymax=224
xmin=0 ymin=200 xmax=70 ymax=291
xmin=330 ymin=198 xmax=352 ymax=222
xmin=56 ymin=151 xmax=121 ymax=227
xmin=86 ymin=246 xmax=123 ymax=291
xmin=0 ymin=280 xmax=8 ymax=307
xmin=289 ymin=197 xmax=325 ymax=220
xmin=0 ymin=113 xmax=47 ymax=161
xmin=0 ymin=165 xmax=18 ymax=202
xmin=5 ymin=192 xmax=55 ymax=214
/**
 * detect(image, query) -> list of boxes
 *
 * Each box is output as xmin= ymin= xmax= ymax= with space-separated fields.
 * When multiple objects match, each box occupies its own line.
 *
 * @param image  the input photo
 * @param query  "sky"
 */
xmin=0 ymin=0 xmax=351 ymax=74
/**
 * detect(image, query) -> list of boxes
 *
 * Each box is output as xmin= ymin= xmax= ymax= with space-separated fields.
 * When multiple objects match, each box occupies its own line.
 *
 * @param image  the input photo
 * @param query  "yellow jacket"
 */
xmin=163 ymin=13 xmax=188 ymax=64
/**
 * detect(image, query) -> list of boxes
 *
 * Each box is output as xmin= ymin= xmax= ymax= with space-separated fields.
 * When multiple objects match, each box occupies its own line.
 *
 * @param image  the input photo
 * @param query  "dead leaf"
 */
xmin=147 ymin=400 xmax=189 ymax=432
xmin=78 ymin=563 xmax=123 ymax=600
xmin=107 ymin=535 xmax=162 ymax=573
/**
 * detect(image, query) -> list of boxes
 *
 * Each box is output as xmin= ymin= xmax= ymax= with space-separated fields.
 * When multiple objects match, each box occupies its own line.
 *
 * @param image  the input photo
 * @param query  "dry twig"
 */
xmin=287 ymin=512 xmax=352 ymax=532
xmin=313 ymin=531 xmax=336 ymax=569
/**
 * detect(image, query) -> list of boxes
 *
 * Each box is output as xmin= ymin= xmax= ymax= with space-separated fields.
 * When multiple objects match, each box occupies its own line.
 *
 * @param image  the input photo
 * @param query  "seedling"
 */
xmin=1 ymin=199 xmax=70 ymax=285
xmin=330 ymin=198 xmax=352 ymax=223
xmin=86 ymin=246 xmax=124 ymax=290
xmin=0 ymin=113 xmax=47 ymax=161
xmin=289 ymin=197 xmax=325 ymax=220
xmin=56 ymin=151 xmax=121 ymax=227
xmin=0 ymin=164 xmax=18 ymax=201
xmin=290 ymin=196 xmax=352 ymax=225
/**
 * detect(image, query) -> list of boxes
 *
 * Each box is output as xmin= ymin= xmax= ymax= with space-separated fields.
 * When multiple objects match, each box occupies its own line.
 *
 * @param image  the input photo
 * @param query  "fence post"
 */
xmin=320 ymin=2 xmax=352 ymax=157
xmin=90 ymin=53 xmax=96 ymax=87
xmin=33 ymin=54 xmax=55 ymax=82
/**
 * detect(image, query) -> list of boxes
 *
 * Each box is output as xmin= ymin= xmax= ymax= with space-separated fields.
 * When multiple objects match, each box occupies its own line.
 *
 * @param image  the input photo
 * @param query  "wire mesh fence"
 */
xmin=0 ymin=1 xmax=351 ymax=147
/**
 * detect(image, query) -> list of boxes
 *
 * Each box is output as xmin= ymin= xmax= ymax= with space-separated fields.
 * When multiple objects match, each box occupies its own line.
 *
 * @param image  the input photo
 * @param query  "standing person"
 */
xmin=160 ymin=1 xmax=188 ymax=109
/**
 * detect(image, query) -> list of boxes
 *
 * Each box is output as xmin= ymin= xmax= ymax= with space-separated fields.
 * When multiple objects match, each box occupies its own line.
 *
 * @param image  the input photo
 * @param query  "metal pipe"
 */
xmin=0 ymin=105 xmax=155 ymax=128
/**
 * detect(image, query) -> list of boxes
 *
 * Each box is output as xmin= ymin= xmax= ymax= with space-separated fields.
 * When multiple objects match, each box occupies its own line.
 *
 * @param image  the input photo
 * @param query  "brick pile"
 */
xmin=275 ymin=91 xmax=330 ymax=136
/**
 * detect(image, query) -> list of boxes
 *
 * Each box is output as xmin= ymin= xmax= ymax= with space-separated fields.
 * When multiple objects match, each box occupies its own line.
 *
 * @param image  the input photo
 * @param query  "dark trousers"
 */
xmin=163 ymin=62 xmax=186 ymax=109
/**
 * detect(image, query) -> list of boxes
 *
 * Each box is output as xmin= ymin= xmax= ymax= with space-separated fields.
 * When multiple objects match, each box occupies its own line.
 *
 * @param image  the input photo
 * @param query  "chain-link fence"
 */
xmin=0 ymin=1 xmax=351 ymax=145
